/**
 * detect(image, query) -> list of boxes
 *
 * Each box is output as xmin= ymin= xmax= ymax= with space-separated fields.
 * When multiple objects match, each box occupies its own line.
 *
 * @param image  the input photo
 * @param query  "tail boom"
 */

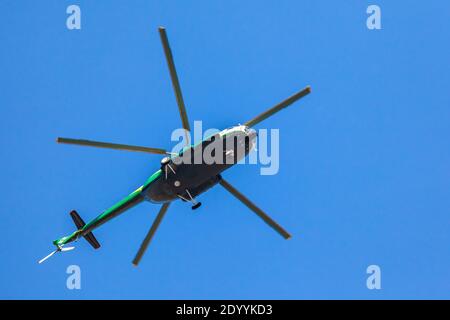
xmin=52 ymin=187 xmax=145 ymax=248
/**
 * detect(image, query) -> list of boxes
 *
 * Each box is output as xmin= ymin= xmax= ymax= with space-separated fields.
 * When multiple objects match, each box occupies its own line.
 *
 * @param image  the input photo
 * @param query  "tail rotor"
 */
xmin=38 ymin=245 xmax=75 ymax=264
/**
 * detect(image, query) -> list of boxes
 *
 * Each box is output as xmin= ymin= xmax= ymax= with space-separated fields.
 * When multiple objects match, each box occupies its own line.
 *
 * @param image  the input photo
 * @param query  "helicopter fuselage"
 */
xmin=143 ymin=125 xmax=257 ymax=203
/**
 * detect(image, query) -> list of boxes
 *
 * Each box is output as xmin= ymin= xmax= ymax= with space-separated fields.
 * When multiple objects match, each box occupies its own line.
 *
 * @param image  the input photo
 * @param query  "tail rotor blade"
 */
xmin=132 ymin=203 xmax=171 ymax=266
xmin=38 ymin=250 xmax=57 ymax=264
xmin=61 ymin=246 xmax=75 ymax=252
xmin=244 ymin=86 xmax=311 ymax=128
xmin=219 ymin=178 xmax=291 ymax=239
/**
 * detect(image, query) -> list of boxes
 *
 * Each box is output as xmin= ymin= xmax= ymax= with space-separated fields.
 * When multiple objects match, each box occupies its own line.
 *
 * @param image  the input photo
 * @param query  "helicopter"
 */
xmin=39 ymin=27 xmax=311 ymax=266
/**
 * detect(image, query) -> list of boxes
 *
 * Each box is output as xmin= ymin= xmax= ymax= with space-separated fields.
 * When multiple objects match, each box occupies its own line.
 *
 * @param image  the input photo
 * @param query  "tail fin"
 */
xmin=70 ymin=210 xmax=101 ymax=249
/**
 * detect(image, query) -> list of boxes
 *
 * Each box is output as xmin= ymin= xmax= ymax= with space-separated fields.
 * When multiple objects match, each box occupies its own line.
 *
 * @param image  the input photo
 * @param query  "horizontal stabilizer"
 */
xmin=70 ymin=210 xmax=101 ymax=249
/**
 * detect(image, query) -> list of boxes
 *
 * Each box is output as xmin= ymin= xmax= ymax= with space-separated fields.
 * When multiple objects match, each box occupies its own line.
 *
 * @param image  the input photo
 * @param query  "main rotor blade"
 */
xmin=132 ymin=202 xmax=171 ymax=266
xmin=219 ymin=178 xmax=291 ymax=239
xmin=158 ymin=27 xmax=191 ymax=144
xmin=57 ymin=138 xmax=167 ymax=155
xmin=244 ymin=86 xmax=311 ymax=128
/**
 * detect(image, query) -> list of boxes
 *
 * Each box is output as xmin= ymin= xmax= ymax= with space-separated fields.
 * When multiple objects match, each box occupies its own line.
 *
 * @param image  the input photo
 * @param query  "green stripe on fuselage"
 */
xmin=53 ymin=170 xmax=163 ymax=246
xmin=143 ymin=169 xmax=162 ymax=188
xmin=81 ymin=187 xmax=144 ymax=232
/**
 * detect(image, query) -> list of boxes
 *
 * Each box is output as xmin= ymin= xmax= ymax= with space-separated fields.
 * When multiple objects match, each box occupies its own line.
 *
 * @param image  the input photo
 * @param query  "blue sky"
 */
xmin=1 ymin=0 xmax=450 ymax=299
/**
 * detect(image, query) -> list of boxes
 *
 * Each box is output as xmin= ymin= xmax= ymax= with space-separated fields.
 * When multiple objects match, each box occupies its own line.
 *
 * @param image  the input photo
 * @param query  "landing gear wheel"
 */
xmin=191 ymin=202 xmax=202 ymax=210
